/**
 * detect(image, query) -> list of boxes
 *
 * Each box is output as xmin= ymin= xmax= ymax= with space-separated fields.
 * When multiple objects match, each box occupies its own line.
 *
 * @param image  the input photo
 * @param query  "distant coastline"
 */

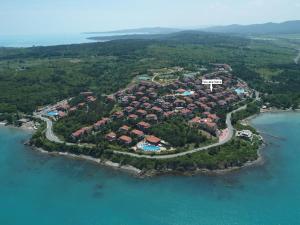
xmin=0 ymin=33 xmax=97 ymax=48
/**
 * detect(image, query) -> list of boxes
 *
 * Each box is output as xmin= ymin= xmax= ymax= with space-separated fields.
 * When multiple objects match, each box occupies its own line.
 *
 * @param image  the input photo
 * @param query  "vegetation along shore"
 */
xmin=1 ymin=31 xmax=299 ymax=176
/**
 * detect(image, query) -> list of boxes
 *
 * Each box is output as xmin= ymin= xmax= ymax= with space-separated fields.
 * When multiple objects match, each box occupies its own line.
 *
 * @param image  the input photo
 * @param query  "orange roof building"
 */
xmin=138 ymin=121 xmax=151 ymax=130
xmin=146 ymin=135 xmax=161 ymax=145
xmin=131 ymin=129 xmax=144 ymax=137
xmin=118 ymin=135 xmax=132 ymax=145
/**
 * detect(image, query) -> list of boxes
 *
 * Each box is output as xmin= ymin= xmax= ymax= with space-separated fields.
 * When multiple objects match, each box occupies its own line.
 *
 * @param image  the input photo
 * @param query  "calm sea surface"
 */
xmin=0 ymin=112 xmax=299 ymax=225
xmin=0 ymin=32 xmax=142 ymax=47
xmin=0 ymin=34 xmax=98 ymax=47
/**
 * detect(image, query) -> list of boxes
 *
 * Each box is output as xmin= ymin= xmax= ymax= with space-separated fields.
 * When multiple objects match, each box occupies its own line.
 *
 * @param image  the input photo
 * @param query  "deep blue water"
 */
xmin=0 ymin=112 xmax=300 ymax=225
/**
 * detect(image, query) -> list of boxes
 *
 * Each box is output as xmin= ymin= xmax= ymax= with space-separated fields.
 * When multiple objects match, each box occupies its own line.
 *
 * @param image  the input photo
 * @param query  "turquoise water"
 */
xmin=182 ymin=91 xmax=193 ymax=96
xmin=235 ymin=88 xmax=245 ymax=95
xmin=141 ymin=143 xmax=160 ymax=151
xmin=47 ymin=111 xmax=58 ymax=117
xmin=0 ymin=112 xmax=300 ymax=225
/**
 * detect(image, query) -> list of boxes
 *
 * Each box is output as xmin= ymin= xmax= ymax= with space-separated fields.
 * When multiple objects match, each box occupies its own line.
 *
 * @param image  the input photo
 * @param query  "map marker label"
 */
xmin=202 ymin=79 xmax=223 ymax=91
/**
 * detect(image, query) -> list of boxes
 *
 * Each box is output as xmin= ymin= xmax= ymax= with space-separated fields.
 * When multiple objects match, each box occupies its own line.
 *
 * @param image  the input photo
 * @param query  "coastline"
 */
xmin=242 ymin=108 xmax=300 ymax=125
xmin=29 ymin=140 xmax=265 ymax=178
xmin=1 ymin=117 xmax=266 ymax=178
xmin=142 ymin=143 xmax=265 ymax=177
xmin=32 ymin=146 xmax=143 ymax=176
xmin=0 ymin=123 xmax=35 ymax=133
xmin=3 ymin=109 xmax=283 ymax=178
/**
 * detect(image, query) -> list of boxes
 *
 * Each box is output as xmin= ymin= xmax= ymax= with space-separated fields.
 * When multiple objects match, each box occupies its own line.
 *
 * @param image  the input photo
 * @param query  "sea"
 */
xmin=0 ymin=112 xmax=299 ymax=225
xmin=0 ymin=33 xmax=98 ymax=48
xmin=0 ymin=32 xmax=143 ymax=48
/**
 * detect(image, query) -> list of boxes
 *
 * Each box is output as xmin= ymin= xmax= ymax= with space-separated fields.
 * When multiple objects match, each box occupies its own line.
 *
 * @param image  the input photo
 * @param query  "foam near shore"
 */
xmin=33 ymin=147 xmax=142 ymax=176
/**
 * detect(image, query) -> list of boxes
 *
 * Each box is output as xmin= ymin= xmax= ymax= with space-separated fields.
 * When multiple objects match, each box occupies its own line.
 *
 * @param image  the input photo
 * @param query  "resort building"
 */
xmin=145 ymin=136 xmax=161 ymax=145
xmin=119 ymin=125 xmax=130 ymax=134
xmin=131 ymin=129 xmax=144 ymax=139
xmin=138 ymin=121 xmax=151 ymax=130
xmin=118 ymin=135 xmax=132 ymax=145
xmin=236 ymin=130 xmax=253 ymax=140
xmin=105 ymin=132 xmax=117 ymax=142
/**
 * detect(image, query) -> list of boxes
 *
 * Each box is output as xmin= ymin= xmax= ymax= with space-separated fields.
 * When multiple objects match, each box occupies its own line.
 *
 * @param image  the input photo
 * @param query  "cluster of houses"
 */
xmin=42 ymin=92 xmax=97 ymax=119
xmin=69 ymin=70 xmax=250 ymax=150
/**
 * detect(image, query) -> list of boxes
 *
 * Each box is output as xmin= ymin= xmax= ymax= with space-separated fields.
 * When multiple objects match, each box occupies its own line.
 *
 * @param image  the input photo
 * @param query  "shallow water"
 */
xmin=0 ymin=112 xmax=299 ymax=225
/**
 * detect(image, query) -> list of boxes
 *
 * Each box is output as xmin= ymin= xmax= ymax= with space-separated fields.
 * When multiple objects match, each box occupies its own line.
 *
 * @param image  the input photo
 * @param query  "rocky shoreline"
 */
xmin=2 ymin=111 xmax=269 ymax=178
xmin=31 ymin=146 xmax=143 ymax=176
xmin=27 ymin=139 xmax=265 ymax=178
xmin=140 ymin=144 xmax=265 ymax=178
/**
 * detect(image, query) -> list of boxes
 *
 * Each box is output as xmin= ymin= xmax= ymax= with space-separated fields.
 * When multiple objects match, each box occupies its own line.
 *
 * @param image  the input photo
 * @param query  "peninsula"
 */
xmin=30 ymin=64 xmax=263 ymax=176
xmin=0 ymin=30 xmax=299 ymax=176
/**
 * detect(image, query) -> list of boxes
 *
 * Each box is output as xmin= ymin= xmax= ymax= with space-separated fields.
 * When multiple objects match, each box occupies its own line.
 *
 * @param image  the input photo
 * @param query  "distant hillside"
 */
xmin=203 ymin=20 xmax=300 ymax=35
xmin=88 ymin=30 xmax=248 ymax=46
xmin=85 ymin=27 xmax=182 ymax=35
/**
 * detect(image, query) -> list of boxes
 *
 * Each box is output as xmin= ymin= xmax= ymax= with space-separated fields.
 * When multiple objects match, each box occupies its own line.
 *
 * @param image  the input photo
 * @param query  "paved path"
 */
xmin=36 ymin=115 xmax=64 ymax=143
xmin=36 ymin=101 xmax=249 ymax=159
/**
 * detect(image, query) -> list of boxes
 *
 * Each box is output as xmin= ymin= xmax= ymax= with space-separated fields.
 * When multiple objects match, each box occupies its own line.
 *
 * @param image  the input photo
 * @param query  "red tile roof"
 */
xmin=152 ymin=106 xmax=163 ymax=112
xmin=180 ymin=109 xmax=192 ymax=115
xmin=177 ymin=88 xmax=186 ymax=93
xmin=131 ymin=129 xmax=144 ymax=137
xmin=138 ymin=121 xmax=151 ymax=129
xmin=189 ymin=117 xmax=202 ymax=124
xmin=120 ymin=125 xmax=130 ymax=131
xmin=94 ymin=118 xmax=109 ymax=127
xmin=72 ymin=126 xmax=92 ymax=138
xmin=128 ymin=114 xmax=138 ymax=120
xmin=137 ymin=109 xmax=147 ymax=115
xmin=106 ymin=132 xmax=116 ymax=140
xmin=146 ymin=136 xmax=161 ymax=145
xmin=58 ymin=111 xmax=66 ymax=117
xmin=118 ymin=135 xmax=132 ymax=144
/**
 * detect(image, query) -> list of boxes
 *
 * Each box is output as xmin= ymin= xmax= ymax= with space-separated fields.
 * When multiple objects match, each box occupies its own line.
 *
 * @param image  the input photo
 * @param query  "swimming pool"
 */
xmin=182 ymin=91 xmax=194 ymax=96
xmin=47 ymin=111 xmax=58 ymax=116
xmin=235 ymin=88 xmax=245 ymax=95
xmin=139 ymin=143 xmax=160 ymax=151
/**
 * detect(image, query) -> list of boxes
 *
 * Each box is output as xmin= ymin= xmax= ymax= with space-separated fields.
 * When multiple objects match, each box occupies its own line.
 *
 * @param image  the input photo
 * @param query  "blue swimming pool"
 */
xmin=140 ymin=144 xmax=160 ymax=151
xmin=182 ymin=91 xmax=193 ymax=96
xmin=47 ymin=111 xmax=58 ymax=116
xmin=235 ymin=88 xmax=245 ymax=95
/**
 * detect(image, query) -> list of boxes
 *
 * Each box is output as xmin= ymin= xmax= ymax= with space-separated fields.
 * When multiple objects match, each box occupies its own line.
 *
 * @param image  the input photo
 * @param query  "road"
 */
xmin=35 ymin=115 xmax=64 ymax=143
xmin=36 ymin=101 xmax=249 ymax=159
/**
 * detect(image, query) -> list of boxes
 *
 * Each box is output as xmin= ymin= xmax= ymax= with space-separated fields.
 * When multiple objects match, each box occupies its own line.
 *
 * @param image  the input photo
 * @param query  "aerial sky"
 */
xmin=1 ymin=0 xmax=299 ymax=35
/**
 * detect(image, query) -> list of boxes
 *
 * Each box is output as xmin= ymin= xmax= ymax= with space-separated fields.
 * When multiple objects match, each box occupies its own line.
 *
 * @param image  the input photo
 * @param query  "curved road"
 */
xmin=36 ymin=102 xmax=248 ymax=159
xmin=37 ymin=115 xmax=64 ymax=143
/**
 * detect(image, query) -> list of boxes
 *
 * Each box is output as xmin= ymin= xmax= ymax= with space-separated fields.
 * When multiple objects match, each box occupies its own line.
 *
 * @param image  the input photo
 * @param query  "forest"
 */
xmin=0 ymin=31 xmax=299 ymax=119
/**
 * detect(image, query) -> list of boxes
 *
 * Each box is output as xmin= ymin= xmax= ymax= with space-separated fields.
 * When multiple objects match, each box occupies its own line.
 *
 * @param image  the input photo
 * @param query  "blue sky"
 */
xmin=1 ymin=0 xmax=299 ymax=35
